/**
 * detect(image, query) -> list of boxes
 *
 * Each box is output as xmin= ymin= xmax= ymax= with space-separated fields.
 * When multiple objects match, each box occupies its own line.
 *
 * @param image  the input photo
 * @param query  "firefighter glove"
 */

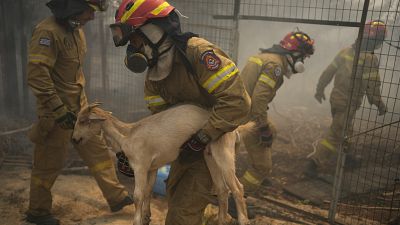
xmin=314 ymin=91 xmax=326 ymax=104
xmin=116 ymin=152 xmax=134 ymax=177
xmin=178 ymin=129 xmax=211 ymax=165
xmin=53 ymin=104 xmax=76 ymax=129
xmin=378 ymin=103 xmax=387 ymax=116
xmin=259 ymin=125 xmax=273 ymax=147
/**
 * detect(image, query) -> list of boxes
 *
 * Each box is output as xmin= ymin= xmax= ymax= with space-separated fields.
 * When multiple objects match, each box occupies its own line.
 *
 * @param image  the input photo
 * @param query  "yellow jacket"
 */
xmin=27 ymin=16 xmax=88 ymax=116
xmin=240 ymin=53 xmax=288 ymax=126
xmin=144 ymin=37 xmax=251 ymax=140
xmin=317 ymin=47 xmax=384 ymax=108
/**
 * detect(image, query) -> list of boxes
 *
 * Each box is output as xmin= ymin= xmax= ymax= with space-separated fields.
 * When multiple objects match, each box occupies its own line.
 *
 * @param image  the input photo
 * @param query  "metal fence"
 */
xmin=1 ymin=0 xmax=399 ymax=224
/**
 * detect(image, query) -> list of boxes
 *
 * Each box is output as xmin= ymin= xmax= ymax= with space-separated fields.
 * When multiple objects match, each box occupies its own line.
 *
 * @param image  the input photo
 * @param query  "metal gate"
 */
xmin=0 ymin=0 xmax=399 ymax=223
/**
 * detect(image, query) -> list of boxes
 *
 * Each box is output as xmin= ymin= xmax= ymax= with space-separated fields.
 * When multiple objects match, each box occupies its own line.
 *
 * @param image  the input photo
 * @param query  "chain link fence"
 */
xmin=0 ymin=0 xmax=399 ymax=224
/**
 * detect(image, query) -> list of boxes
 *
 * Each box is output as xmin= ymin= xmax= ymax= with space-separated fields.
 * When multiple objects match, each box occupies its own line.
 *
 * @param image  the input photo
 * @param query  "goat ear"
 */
xmin=88 ymin=113 xmax=106 ymax=122
xmin=89 ymin=102 xmax=103 ymax=110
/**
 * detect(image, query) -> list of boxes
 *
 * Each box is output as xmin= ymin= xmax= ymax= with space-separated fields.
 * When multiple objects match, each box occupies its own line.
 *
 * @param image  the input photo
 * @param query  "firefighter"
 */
xmin=110 ymin=0 xmax=251 ymax=224
xmin=305 ymin=20 xmax=388 ymax=177
xmin=238 ymin=31 xmax=315 ymax=193
xmin=26 ymin=1 xmax=134 ymax=224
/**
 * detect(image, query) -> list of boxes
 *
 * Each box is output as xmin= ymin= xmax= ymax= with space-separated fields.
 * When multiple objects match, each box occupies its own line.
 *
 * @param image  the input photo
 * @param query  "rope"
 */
xmin=0 ymin=125 xmax=32 ymax=137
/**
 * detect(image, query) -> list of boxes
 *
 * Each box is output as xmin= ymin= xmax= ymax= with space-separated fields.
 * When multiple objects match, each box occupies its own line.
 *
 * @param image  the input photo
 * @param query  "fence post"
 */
xmin=232 ymin=0 xmax=241 ymax=63
xmin=0 ymin=0 xmax=20 ymax=116
xmin=328 ymin=0 xmax=371 ymax=223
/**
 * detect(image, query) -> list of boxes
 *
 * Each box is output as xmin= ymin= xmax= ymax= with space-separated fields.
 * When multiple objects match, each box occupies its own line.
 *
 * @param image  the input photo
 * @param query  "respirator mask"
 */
xmin=124 ymin=26 xmax=172 ymax=74
xmin=286 ymin=53 xmax=306 ymax=77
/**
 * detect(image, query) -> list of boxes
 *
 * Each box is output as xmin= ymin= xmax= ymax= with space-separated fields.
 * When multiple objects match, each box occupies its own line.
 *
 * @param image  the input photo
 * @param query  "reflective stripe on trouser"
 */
xmin=241 ymin=128 xmax=272 ymax=193
xmin=165 ymin=157 xmax=215 ymax=225
xmin=309 ymin=107 xmax=356 ymax=167
xmin=74 ymin=134 xmax=128 ymax=207
xmin=28 ymin=126 xmax=127 ymax=216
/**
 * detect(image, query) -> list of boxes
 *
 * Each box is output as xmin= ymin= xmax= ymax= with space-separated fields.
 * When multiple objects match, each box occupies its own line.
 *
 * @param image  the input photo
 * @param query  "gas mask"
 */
xmin=286 ymin=53 xmax=306 ymax=77
xmin=125 ymin=44 xmax=150 ymax=73
xmin=124 ymin=24 xmax=175 ymax=79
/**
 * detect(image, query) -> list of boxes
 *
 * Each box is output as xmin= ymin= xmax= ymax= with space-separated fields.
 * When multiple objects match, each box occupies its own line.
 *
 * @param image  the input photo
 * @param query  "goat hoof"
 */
xmin=143 ymin=215 xmax=151 ymax=225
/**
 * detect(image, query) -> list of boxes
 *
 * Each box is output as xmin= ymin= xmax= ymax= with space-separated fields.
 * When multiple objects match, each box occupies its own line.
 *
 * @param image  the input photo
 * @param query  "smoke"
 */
xmin=237 ymin=20 xmax=358 ymax=115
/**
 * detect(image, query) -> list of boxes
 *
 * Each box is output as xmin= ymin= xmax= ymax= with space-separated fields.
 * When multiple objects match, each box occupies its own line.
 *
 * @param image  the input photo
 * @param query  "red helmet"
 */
xmin=110 ymin=0 xmax=174 ymax=46
xmin=86 ymin=0 xmax=109 ymax=11
xmin=364 ymin=20 xmax=387 ymax=41
xmin=116 ymin=0 xmax=174 ymax=27
xmin=280 ymin=31 xmax=315 ymax=56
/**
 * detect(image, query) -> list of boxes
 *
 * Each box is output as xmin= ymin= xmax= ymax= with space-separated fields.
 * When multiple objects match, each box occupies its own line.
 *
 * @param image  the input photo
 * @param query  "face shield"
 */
xmin=109 ymin=23 xmax=136 ymax=47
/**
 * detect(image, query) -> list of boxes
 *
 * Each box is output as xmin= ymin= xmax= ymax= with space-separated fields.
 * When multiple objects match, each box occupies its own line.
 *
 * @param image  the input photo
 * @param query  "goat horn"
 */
xmin=89 ymin=102 xmax=103 ymax=110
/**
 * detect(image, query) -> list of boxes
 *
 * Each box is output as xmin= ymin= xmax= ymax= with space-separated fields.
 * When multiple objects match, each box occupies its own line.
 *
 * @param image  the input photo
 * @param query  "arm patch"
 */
xmin=39 ymin=38 xmax=51 ymax=47
xmin=200 ymin=50 xmax=221 ymax=71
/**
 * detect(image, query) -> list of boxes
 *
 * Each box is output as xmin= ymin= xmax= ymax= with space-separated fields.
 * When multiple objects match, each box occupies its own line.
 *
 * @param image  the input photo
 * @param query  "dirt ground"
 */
xmin=0 ymin=165 xmax=321 ymax=225
xmin=1 ymin=105 xmax=395 ymax=225
xmin=0 ymin=107 xmax=333 ymax=225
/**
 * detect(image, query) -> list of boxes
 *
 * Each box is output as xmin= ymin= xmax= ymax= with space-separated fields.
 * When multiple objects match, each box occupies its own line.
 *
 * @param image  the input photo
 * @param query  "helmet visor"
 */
xmin=88 ymin=0 xmax=109 ymax=11
xmin=110 ymin=23 xmax=135 ymax=47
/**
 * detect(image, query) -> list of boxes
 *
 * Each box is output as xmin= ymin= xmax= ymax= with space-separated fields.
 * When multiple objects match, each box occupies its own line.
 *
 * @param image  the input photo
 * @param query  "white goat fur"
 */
xmin=72 ymin=103 xmax=250 ymax=225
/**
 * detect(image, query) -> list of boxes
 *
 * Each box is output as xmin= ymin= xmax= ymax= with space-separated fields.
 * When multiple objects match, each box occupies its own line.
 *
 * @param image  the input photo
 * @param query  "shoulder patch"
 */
xmin=274 ymin=67 xmax=282 ymax=76
xmin=200 ymin=50 xmax=221 ymax=71
xmin=39 ymin=37 xmax=51 ymax=47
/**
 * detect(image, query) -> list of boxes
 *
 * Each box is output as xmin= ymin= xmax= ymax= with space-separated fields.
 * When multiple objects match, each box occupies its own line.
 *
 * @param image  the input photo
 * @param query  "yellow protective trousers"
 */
xmin=165 ymin=157 xmax=215 ymax=225
xmin=27 ymin=117 xmax=128 ymax=216
xmin=310 ymin=106 xmax=356 ymax=168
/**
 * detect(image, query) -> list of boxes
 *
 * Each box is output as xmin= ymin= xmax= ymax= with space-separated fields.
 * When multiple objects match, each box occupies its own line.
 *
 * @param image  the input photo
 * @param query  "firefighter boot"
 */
xmin=26 ymin=213 xmax=60 ymax=225
xmin=110 ymin=194 xmax=134 ymax=212
xmin=227 ymin=195 xmax=256 ymax=220
xmin=304 ymin=159 xmax=318 ymax=178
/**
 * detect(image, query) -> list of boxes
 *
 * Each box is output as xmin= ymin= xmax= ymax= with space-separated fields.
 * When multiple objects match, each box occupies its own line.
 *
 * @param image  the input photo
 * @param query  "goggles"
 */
xmin=109 ymin=23 xmax=136 ymax=47
xmin=87 ymin=0 xmax=109 ymax=12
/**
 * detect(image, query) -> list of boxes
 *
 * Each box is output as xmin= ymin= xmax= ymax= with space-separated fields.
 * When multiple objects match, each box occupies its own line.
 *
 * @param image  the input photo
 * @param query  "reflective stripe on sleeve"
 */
xmin=150 ymin=2 xmax=170 ymax=15
xmin=144 ymin=95 xmax=166 ymax=107
xmin=202 ymin=63 xmax=238 ymax=93
xmin=248 ymin=57 xmax=263 ymax=66
xmin=343 ymin=54 xmax=365 ymax=65
xmin=258 ymin=73 xmax=276 ymax=88
xmin=28 ymin=54 xmax=54 ymax=66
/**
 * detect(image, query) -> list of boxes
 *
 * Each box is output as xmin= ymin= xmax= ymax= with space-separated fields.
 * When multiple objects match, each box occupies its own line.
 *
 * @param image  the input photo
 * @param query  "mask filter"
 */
xmin=125 ymin=44 xmax=149 ymax=73
xmin=294 ymin=61 xmax=305 ymax=73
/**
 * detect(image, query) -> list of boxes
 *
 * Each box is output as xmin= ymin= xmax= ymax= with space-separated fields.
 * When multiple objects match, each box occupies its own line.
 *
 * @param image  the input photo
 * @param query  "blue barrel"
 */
xmin=152 ymin=164 xmax=170 ymax=196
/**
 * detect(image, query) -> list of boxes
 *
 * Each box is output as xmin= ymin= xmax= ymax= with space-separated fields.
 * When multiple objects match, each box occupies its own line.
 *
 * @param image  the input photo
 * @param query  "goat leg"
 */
xmin=143 ymin=170 xmax=157 ymax=225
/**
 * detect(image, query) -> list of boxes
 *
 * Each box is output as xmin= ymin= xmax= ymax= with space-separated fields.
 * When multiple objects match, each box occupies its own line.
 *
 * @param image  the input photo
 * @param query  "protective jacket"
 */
xmin=26 ymin=16 xmax=130 ymax=218
xmin=240 ymin=53 xmax=289 ymax=126
xmin=316 ymin=47 xmax=384 ymax=109
xmin=27 ymin=16 xmax=88 ymax=115
xmin=144 ymin=37 xmax=251 ymax=140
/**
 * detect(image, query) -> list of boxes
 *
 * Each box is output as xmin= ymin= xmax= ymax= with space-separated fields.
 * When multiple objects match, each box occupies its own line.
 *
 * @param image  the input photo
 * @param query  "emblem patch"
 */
xmin=39 ymin=38 xmax=51 ymax=47
xmin=200 ymin=50 xmax=221 ymax=71
xmin=274 ymin=67 xmax=282 ymax=76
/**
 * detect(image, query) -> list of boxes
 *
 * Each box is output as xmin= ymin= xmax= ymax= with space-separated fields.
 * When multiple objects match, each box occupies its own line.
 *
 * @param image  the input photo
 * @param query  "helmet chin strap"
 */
xmin=137 ymin=29 xmax=171 ymax=68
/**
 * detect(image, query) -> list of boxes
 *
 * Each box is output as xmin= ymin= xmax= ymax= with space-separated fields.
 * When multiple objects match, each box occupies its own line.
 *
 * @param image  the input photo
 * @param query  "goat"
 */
xmin=72 ymin=103 xmax=251 ymax=225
